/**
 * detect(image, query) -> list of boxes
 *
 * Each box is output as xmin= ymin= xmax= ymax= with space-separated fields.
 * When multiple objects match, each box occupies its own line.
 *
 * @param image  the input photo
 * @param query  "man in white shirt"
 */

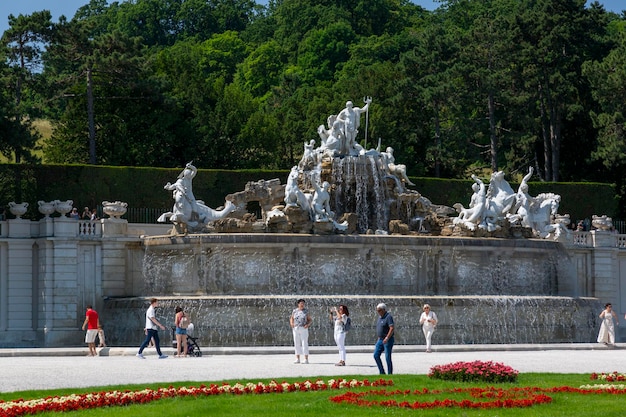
xmin=136 ymin=298 xmax=168 ymax=359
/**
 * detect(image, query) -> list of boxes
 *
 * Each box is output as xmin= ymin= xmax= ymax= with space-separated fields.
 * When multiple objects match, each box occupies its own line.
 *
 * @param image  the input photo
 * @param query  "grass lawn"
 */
xmin=1 ymin=373 xmax=624 ymax=417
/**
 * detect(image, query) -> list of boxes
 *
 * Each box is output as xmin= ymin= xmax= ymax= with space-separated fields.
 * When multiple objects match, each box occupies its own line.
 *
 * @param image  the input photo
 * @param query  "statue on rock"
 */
xmin=453 ymin=174 xmax=487 ymax=231
xmin=453 ymin=168 xmax=569 ymax=240
xmin=158 ymin=162 xmax=236 ymax=233
xmin=336 ymin=97 xmax=371 ymax=156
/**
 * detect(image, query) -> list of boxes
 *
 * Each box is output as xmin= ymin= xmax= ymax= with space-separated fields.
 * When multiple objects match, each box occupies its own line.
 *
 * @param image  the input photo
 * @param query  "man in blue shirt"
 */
xmin=373 ymin=303 xmax=395 ymax=374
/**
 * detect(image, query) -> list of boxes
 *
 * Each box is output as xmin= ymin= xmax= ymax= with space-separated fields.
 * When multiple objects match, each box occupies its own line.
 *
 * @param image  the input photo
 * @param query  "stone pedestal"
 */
xmin=53 ymin=217 xmax=78 ymax=237
xmin=39 ymin=217 xmax=54 ymax=237
xmin=102 ymin=219 xmax=128 ymax=237
xmin=7 ymin=218 xmax=31 ymax=238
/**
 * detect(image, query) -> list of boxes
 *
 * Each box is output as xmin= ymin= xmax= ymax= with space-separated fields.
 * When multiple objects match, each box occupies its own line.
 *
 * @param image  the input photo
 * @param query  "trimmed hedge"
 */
xmin=0 ymin=164 xmax=618 ymax=222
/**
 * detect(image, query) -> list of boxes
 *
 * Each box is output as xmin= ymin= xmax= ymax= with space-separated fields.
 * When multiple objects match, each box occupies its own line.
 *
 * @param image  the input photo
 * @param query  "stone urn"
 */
xmin=37 ymin=201 xmax=56 ymax=218
xmin=592 ymin=214 xmax=613 ymax=231
xmin=102 ymin=201 xmax=128 ymax=219
xmin=8 ymin=202 xmax=29 ymax=219
xmin=54 ymin=200 xmax=73 ymax=217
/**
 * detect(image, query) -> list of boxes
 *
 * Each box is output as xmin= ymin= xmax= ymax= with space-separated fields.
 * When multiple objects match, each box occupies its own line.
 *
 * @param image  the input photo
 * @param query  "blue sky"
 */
xmin=0 ymin=0 xmax=623 ymax=35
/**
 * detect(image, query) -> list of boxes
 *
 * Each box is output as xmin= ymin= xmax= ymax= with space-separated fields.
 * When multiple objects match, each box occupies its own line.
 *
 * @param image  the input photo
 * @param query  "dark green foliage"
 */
xmin=1 ymin=0 xmax=626 ymax=215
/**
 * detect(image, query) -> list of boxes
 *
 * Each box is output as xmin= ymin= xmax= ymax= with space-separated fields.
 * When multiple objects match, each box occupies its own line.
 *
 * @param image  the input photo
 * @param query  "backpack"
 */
xmin=179 ymin=314 xmax=190 ymax=329
xmin=344 ymin=316 xmax=352 ymax=332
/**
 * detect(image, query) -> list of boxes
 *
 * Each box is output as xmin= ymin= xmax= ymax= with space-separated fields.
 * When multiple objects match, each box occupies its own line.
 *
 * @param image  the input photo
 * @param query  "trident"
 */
xmin=363 ymin=96 xmax=372 ymax=150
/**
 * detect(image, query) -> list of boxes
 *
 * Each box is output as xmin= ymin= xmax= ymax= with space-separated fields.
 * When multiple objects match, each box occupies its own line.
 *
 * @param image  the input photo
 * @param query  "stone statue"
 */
xmin=284 ymin=166 xmax=311 ymax=214
xmin=509 ymin=167 xmax=536 ymax=228
xmin=319 ymin=119 xmax=345 ymax=156
xmin=527 ymin=193 xmax=566 ymax=239
xmin=336 ymin=97 xmax=371 ymax=155
xmin=158 ymin=162 xmax=236 ymax=232
xmin=298 ymin=139 xmax=317 ymax=170
xmin=453 ymin=174 xmax=487 ymax=231
xmin=381 ymin=147 xmax=415 ymax=188
xmin=312 ymin=181 xmax=333 ymax=221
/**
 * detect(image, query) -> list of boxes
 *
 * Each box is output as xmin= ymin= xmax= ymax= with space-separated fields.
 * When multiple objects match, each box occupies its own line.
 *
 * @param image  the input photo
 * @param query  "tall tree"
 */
xmin=0 ymin=11 xmax=52 ymax=163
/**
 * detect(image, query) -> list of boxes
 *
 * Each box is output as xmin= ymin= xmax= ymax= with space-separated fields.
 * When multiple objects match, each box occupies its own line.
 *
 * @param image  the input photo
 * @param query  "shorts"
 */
xmin=85 ymin=329 xmax=98 ymax=343
xmin=175 ymin=327 xmax=187 ymax=335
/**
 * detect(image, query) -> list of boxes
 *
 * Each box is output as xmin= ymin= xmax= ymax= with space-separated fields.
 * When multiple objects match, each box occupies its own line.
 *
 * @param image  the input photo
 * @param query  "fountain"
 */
xmin=103 ymin=98 xmax=600 ymax=347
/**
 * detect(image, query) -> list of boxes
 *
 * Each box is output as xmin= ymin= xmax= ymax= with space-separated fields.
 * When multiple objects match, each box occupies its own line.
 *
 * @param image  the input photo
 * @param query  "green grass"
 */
xmin=2 ymin=373 xmax=625 ymax=417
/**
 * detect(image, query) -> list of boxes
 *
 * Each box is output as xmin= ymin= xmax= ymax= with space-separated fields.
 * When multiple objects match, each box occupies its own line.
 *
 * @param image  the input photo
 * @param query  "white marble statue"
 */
xmin=508 ymin=167 xmax=536 ymax=228
xmin=381 ymin=146 xmax=415 ymax=188
xmin=284 ymin=166 xmax=311 ymax=214
xmin=336 ymin=97 xmax=371 ymax=156
xmin=298 ymin=139 xmax=318 ymax=170
xmin=527 ymin=192 xmax=566 ymax=239
xmin=158 ymin=162 xmax=235 ymax=231
xmin=312 ymin=181 xmax=333 ymax=221
xmin=454 ymin=168 xmax=568 ymax=239
xmin=453 ymin=174 xmax=487 ymax=231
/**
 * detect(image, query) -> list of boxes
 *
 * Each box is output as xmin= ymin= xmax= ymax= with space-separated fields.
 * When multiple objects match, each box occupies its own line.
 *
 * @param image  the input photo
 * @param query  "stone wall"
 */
xmin=0 ymin=216 xmax=623 ymax=347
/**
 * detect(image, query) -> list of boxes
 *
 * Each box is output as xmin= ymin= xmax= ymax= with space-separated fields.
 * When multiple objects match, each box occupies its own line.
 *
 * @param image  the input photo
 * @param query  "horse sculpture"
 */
xmin=526 ymin=193 xmax=567 ymax=240
xmin=157 ymin=162 xmax=236 ymax=233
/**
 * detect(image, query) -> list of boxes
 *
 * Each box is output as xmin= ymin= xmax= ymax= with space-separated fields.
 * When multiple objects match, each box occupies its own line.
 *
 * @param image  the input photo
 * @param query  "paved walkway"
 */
xmin=1 ymin=344 xmax=625 ymax=393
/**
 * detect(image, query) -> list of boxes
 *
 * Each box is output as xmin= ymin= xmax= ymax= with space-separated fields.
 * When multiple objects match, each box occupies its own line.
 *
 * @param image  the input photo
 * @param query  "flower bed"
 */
xmin=590 ymin=371 xmax=626 ymax=382
xmin=0 ymin=378 xmax=392 ymax=417
xmin=329 ymin=387 xmax=552 ymax=409
xmin=428 ymin=360 xmax=519 ymax=383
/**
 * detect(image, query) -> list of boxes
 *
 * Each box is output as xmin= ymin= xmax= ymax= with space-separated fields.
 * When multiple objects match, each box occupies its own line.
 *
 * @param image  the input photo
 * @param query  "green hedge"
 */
xmin=0 ymin=164 xmax=618 ymax=222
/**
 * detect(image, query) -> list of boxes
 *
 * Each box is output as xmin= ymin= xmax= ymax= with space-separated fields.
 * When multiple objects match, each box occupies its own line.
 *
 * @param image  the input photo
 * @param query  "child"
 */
xmin=97 ymin=324 xmax=107 ymax=348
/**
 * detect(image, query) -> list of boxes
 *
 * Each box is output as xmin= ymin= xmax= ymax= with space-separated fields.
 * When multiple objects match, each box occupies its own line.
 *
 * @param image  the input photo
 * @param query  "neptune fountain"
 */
xmin=104 ymin=98 xmax=600 ymax=348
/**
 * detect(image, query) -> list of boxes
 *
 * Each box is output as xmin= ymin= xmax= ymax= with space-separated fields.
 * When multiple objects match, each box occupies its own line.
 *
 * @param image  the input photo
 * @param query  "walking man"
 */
xmin=137 ymin=298 xmax=168 ymax=359
xmin=82 ymin=305 xmax=100 ymax=357
xmin=373 ymin=302 xmax=394 ymax=374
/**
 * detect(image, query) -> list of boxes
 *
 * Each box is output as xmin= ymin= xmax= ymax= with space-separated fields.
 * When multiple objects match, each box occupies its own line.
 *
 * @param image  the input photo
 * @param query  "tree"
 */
xmin=0 ymin=11 xmax=52 ymax=163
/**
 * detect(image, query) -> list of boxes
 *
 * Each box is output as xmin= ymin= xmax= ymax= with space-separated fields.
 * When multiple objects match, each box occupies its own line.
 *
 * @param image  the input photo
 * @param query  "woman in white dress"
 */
xmin=419 ymin=304 xmax=438 ymax=353
xmin=598 ymin=303 xmax=618 ymax=345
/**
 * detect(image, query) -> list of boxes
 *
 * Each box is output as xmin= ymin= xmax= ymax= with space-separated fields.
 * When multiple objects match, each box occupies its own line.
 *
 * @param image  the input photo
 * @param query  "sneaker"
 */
xmin=293 ymin=359 xmax=300 ymax=364
xmin=303 ymin=359 xmax=309 ymax=364
xmin=158 ymin=355 xmax=168 ymax=359
xmin=136 ymin=353 xmax=145 ymax=359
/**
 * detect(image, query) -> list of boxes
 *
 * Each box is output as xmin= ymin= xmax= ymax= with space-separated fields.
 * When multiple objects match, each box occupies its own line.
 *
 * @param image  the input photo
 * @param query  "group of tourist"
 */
xmin=84 ymin=299 xmax=624 ymax=367
xmin=289 ymin=299 xmax=438 ymax=374
xmin=70 ymin=206 xmax=98 ymax=220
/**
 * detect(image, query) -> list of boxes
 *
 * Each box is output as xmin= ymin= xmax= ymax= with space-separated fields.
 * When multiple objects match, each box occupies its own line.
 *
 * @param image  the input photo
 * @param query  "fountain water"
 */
xmin=103 ymin=98 xmax=601 ymax=347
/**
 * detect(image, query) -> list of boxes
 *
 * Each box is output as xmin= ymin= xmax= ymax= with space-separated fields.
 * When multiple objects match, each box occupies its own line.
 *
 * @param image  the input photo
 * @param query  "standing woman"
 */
xmin=290 ymin=299 xmax=312 ymax=364
xmin=174 ymin=306 xmax=188 ymax=357
xmin=598 ymin=303 xmax=618 ymax=345
xmin=331 ymin=304 xmax=349 ymax=366
xmin=419 ymin=304 xmax=438 ymax=353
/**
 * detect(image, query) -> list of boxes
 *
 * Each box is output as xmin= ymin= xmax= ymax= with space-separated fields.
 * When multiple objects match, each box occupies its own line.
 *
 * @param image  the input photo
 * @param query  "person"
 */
xmin=137 ymin=298 xmax=168 ymax=359
xmin=597 ymin=303 xmax=618 ymax=345
xmin=290 ymin=299 xmax=312 ymax=364
xmin=81 ymin=207 xmax=91 ymax=220
xmin=336 ymin=98 xmax=371 ymax=155
xmin=373 ymin=302 xmax=394 ymax=374
xmin=90 ymin=208 xmax=98 ymax=221
xmin=70 ymin=208 xmax=80 ymax=219
xmin=419 ymin=304 xmax=438 ymax=353
xmin=81 ymin=305 xmax=100 ymax=357
xmin=97 ymin=324 xmax=107 ymax=348
xmin=330 ymin=304 xmax=349 ymax=366
xmin=174 ymin=306 xmax=189 ymax=357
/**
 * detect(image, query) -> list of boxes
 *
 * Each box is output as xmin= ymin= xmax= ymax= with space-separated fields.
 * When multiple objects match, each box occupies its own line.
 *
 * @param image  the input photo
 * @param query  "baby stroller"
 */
xmin=171 ymin=323 xmax=202 ymax=357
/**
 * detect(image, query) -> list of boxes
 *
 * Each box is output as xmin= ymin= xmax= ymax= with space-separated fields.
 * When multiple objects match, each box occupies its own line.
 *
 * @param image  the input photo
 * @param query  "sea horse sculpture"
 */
xmin=158 ymin=162 xmax=236 ymax=233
